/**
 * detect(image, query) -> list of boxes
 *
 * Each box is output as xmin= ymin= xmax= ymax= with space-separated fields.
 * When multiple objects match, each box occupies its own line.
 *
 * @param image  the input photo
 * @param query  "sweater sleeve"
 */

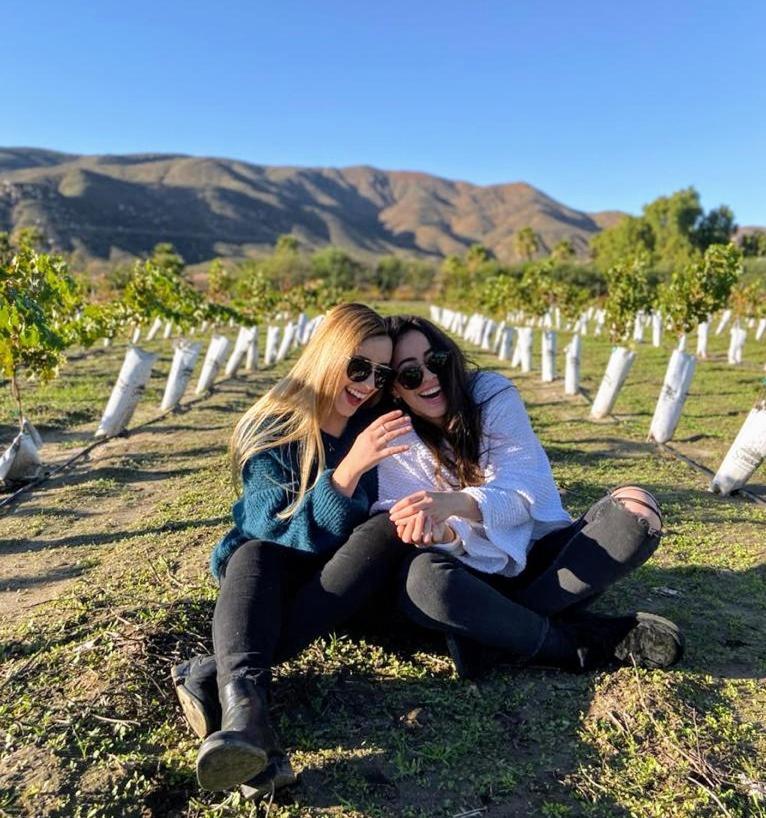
xmin=459 ymin=374 xmax=571 ymax=541
xmin=235 ymin=447 xmax=371 ymax=552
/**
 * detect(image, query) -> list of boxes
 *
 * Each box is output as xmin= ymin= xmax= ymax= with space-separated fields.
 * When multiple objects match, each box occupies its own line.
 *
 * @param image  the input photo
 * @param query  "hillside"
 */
xmin=0 ymin=147 xmax=621 ymax=263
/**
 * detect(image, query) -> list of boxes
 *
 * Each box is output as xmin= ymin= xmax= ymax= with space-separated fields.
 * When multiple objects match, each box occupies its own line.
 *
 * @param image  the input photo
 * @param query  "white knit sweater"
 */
xmin=372 ymin=371 xmax=572 ymax=576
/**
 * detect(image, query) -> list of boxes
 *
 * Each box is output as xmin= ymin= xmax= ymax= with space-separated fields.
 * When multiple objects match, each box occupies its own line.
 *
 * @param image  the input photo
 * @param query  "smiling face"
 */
xmin=391 ymin=330 xmax=448 ymax=424
xmin=325 ymin=333 xmax=393 ymax=432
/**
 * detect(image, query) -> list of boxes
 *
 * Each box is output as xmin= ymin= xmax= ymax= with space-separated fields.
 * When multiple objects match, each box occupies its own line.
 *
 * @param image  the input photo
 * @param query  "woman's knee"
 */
xmin=402 ymin=550 xmax=459 ymax=606
xmin=610 ymin=485 xmax=662 ymax=532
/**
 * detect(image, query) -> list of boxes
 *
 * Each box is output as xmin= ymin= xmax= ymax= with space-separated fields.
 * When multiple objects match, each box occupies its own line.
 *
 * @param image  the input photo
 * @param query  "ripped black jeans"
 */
xmin=398 ymin=493 xmax=662 ymax=656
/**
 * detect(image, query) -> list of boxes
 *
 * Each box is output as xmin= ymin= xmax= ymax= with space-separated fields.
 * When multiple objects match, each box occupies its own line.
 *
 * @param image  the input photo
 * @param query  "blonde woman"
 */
xmin=189 ymin=303 xmax=413 ymax=793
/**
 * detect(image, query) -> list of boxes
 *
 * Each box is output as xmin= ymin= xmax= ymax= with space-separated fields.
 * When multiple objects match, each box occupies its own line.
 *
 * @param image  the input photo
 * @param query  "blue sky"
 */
xmin=4 ymin=0 xmax=765 ymax=223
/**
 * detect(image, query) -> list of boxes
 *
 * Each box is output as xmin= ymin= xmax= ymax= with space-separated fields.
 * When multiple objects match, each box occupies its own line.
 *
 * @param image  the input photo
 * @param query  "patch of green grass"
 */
xmin=1 ymin=304 xmax=764 ymax=817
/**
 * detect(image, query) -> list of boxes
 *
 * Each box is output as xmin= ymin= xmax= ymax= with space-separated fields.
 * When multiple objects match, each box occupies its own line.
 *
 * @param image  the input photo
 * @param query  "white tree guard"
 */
xmin=498 ymin=327 xmax=514 ymax=361
xmin=294 ymin=314 xmax=308 ymax=347
xmin=195 ymin=335 xmax=231 ymax=395
xmin=518 ymin=327 xmax=533 ymax=373
xmin=245 ymin=327 xmax=260 ymax=371
xmin=565 ymin=334 xmax=581 ymax=395
xmin=633 ymin=312 xmax=646 ymax=343
xmin=131 ymin=326 xmax=141 ymax=344
xmin=0 ymin=423 xmax=43 ymax=484
xmin=480 ymin=319 xmax=496 ymax=351
xmin=727 ymin=326 xmax=746 ymax=365
xmin=276 ymin=322 xmax=296 ymax=362
xmin=648 ymin=349 xmax=697 ymax=443
xmin=163 ymin=320 xmax=173 ymax=340
xmin=263 ymin=325 xmax=281 ymax=367
xmin=541 ymin=330 xmax=557 ymax=382
xmin=103 ymin=337 xmax=112 ymax=348
xmin=677 ymin=333 xmax=687 ymax=352
xmin=590 ymin=347 xmax=636 ymax=419
xmin=161 ymin=341 xmax=202 ymax=411
xmin=651 ymin=311 xmax=663 ymax=347
xmin=756 ymin=318 xmax=766 ymax=342
xmin=593 ymin=310 xmax=605 ymax=337
xmin=492 ymin=321 xmax=506 ymax=353
xmin=696 ymin=321 xmax=709 ymax=358
xmin=225 ymin=326 xmax=258 ymax=378
xmin=554 ymin=307 xmax=561 ymax=330
xmin=145 ymin=316 xmax=163 ymax=341
xmin=96 ymin=347 xmax=157 ymax=437
xmin=715 ymin=309 xmax=732 ymax=335
xmin=710 ymin=406 xmax=766 ymax=495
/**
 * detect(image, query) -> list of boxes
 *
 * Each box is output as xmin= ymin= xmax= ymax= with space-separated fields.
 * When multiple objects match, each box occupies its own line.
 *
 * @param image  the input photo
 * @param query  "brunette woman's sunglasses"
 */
xmin=395 ymin=350 xmax=451 ymax=390
xmin=346 ymin=356 xmax=395 ymax=389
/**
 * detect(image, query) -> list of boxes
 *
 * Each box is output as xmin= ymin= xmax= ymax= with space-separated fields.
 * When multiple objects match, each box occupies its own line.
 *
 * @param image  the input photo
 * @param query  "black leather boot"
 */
xmin=171 ymin=655 xmax=220 ymax=739
xmin=555 ymin=610 xmax=685 ymax=672
xmin=196 ymin=675 xmax=277 ymax=791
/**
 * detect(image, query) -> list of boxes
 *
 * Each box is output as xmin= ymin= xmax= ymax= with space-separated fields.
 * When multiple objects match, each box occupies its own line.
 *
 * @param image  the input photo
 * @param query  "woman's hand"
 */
xmin=395 ymin=512 xmax=454 ymax=547
xmin=332 ymin=410 xmax=412 ymax=496
xmin=389 ymin=490 xmax=481 ymax=526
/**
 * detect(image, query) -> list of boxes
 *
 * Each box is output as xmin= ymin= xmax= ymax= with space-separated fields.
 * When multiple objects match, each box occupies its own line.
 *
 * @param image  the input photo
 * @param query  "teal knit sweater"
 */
xmin=210 ymin=410 xmax=379 ymax=580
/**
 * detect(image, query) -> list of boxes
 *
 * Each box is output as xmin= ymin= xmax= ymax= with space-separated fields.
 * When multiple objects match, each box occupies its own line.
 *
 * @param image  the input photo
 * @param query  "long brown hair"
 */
xmin=231 ymin=303 xmax=388 ymax=517
xmin=386 ymin=315 xmax=484 ymax=488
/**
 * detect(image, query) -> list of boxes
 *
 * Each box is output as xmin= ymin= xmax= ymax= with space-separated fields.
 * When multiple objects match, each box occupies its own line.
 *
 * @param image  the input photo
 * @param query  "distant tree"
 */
xmin=439 ymin=254 xmax=472 ymax=304
xmin=311 ymin=246 xmax=366 ymax=291
xmin=261 ymin=234 xmax=310 ymax=290
xmin=590 ymin=216 xmax=655 ymax=273
xmin=373 ymin=256 xmax=407 ymax=298
xmin=550 ymin=238 xmax=576 ymax=263
xmin=0 ymin=232 xmax=12 ymax=266
xmin=403 ymin=259 xmax=436 ymax=298
xmin=150 ymin=242 xmax=185 ymax=278
xmin=741 ymin=231 xmax=766 ymax=257
xmin=513 ymin=227 xmax=541 ymax=261
xmin=693 ymin=205 xmax=737 ymax=251
xmin=275 ymin=234 xmax=300 ymax=255
xmin=207 ymin=258 xmax=235 ymax=303
xmin=466 ymin=243 xmax=492 ymax=273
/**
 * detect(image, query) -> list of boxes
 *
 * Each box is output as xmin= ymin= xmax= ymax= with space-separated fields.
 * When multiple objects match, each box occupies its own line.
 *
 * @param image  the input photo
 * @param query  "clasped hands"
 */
xmin=388 ymin=490 xmax=460 ymax=546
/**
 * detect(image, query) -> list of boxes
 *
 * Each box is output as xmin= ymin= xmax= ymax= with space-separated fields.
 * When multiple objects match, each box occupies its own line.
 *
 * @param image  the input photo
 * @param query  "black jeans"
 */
xmin=212 ymin=513 xmax=412 ymax=688
xmin=397 ymin=494 xmax=661 ymax=657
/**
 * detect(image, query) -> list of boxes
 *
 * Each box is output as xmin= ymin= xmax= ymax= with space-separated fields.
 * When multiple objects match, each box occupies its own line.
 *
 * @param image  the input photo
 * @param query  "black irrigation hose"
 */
xmin=572 ymin=385 xmax=766 ymax=508
xmin=0 ymin=371 xmax=261 ymax=514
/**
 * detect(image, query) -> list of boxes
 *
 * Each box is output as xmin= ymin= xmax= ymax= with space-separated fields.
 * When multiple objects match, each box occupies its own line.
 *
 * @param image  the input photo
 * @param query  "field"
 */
xmin=1 ymin=302 xmax=765 ymax=818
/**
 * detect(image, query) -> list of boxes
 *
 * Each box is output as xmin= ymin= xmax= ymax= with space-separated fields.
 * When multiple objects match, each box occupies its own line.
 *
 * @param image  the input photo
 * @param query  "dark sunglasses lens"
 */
xmin=347 ymin=357 xmax=372 ymax=382
xmin=397 ymin=366 xmax=424 ymax=390
xmin=373 ymin=369 xmax=392 ymax=389
xmin=426 ymin=350 xmax=450 ymax=373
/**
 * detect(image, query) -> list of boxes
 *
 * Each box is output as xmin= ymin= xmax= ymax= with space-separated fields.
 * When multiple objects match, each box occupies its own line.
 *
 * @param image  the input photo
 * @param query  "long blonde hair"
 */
xmin=230 ymin=303 xmax=388 ymax=518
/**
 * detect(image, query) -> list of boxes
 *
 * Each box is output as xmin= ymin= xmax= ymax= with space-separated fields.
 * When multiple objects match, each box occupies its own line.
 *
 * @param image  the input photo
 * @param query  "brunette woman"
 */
xmin=374 ymin=315 xmax=683 ymax=675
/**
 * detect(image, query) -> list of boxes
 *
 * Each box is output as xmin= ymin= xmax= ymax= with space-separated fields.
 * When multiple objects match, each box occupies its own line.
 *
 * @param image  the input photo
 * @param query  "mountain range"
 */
xmin=0 ymin=147 xmax=625 ymax=264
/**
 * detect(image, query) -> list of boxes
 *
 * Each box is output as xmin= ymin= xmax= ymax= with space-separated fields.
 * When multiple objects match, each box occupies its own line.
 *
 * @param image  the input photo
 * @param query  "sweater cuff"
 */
xmin=461 ymin=486 xmax=529 ymax=531
xmin=310 ymin=469 xmax=369 ymax=531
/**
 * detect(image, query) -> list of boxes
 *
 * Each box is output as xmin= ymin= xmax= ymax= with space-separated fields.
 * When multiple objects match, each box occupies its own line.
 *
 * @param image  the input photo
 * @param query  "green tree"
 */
xmin=513 ymin=227 xmax=541 ymax=262
xmin=150 ymin=242 xmax=185 ymax=279
xmin=603 ymin=252 xmax=653 ymax=343
xmin=311 ymin=246 xmax=366 ymax=291
xmin=590 ymin=216 xmax=655 ymax=273
xmin=659 ymin=244 xmax=742 ymax=337
xmin=693 ymin=205 xmax=737 ymax=251
xmin=206 ymin=258 xmax=235 ymax=303
xmin=403 ymin=258 xmax=436 ymax=298
xmin=0 ymin=247 xmax=83 ymax=429
xmin=551 ymin=238 xmax=576 ymax=263
xmin=373 ymin=256 xmax=406 ymax=298
xmin=741 ymin=231 xmax=766 ymax=257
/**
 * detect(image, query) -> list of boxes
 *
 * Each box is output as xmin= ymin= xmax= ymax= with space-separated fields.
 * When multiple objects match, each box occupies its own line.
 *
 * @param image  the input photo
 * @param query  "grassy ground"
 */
xmin=0 ymin=304 xmax=764 ymax=818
